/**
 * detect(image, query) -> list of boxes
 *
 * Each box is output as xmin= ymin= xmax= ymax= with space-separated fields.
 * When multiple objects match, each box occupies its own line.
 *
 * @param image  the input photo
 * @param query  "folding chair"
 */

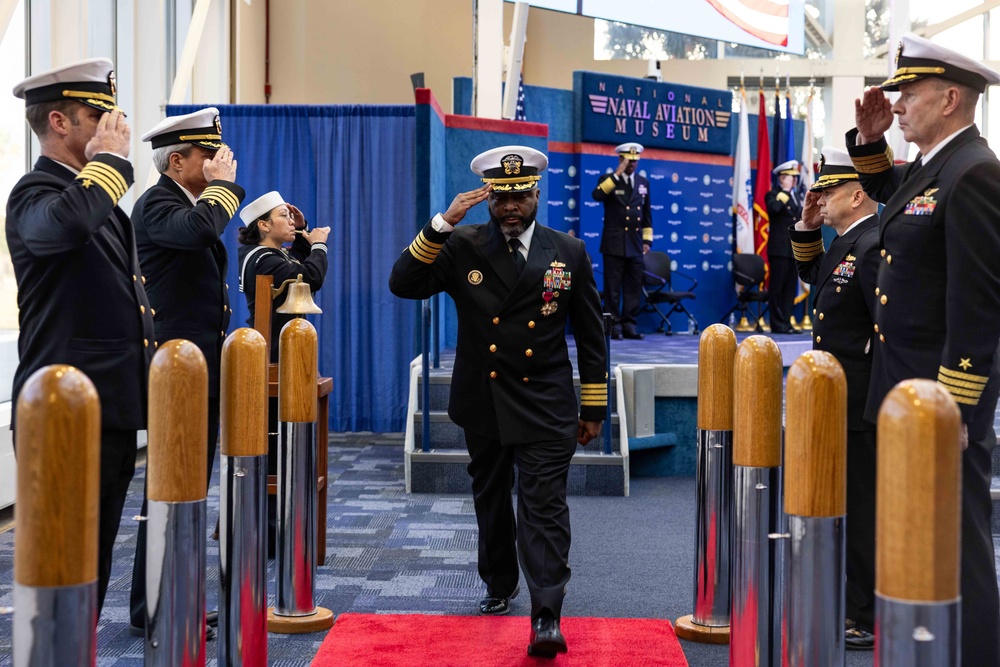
xmin=642 ymin=251 xmax=699 ymax=335
xmin=718 ymin=253 xmax=769 ymax=332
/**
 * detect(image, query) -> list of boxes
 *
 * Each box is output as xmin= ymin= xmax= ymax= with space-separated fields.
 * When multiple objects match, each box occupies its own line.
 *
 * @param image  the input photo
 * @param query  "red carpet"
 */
xmin=311 ymin=613 xmax=689 ymax=667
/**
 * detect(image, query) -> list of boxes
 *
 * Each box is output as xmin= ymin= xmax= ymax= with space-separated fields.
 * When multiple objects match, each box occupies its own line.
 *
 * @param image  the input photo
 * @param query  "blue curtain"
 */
xmin=168 ymin=104 xmax=417 ymax=432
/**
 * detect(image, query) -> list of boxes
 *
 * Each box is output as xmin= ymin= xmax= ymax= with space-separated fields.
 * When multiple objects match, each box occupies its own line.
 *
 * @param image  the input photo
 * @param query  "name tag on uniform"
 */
xmin=614 ymin=189 xmax=625 ymax=195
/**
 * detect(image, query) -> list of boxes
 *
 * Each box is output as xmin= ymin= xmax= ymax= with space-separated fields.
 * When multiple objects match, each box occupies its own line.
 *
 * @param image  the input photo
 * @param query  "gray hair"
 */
xmin=151 ymin=142 xmax=195 ymax=174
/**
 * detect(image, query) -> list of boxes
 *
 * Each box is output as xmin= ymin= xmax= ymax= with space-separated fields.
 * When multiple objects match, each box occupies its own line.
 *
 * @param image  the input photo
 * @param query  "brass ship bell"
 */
xmin=273 ymin=274 xmax=322 ymax=314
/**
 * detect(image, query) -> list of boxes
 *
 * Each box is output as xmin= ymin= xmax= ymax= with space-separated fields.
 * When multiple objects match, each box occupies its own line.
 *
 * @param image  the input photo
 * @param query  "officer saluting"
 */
xmin=789 ymin=146 xmax=880 ymax=649
xmin=848 ymin=33 xmax=1000 ymax=667
xmin=7 ymin=58 xmax=155 ymax=614
xmin=765 ymin=159 xmax=802 ymax=333
xmin=592 ymin=142 xmax=653 ymax=340
xmin=128 ymin=107 xmax=245 ymax=637
xmin=389 ymin=146 xmax=607 ymax=657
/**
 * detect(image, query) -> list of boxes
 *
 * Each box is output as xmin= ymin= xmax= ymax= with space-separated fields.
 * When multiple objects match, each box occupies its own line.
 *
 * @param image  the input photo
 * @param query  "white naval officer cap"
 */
xmin=615 ymin=142 xmax=644 ymax=160
xmin=239 ymin=190 xmax=287 ymax=226
xmin=882 ymin=33 xmax=1000 ymax=93
xmin=810 ymin=147 xmax=859 ymax=192
xmin=772 ymin=159 xmax=800 ymax=176
xmin=471 ymin=145 xmax=547 ymax=192
xmin=13 ymin=57 xmax=121 ymax=113
xmin=141 ymin=107 xmax=225 ymax=151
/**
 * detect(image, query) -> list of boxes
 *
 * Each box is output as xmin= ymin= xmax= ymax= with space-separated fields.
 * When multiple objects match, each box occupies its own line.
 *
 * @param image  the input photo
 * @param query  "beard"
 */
xmin=490 ymin=201 xmax=538 ymax=238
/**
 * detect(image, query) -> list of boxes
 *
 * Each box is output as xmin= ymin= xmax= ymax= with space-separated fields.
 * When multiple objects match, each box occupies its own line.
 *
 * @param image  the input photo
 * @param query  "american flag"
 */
xmin=704 ymin=0 xmax=790 ymax=47
xmin=515 ymin=74 xmax=526 ymax=122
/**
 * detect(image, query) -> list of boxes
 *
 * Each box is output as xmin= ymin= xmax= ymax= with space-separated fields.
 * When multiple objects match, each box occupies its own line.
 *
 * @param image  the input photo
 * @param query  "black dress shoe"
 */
xmin=206 ymin=610 xmax=218 ymax=627
xmin=528 ymin=615 xmax=568 ymax=657
xmin=479 ymin=584 xmax=520 ymax=615
xmin=622 ymin=330 xmax=644 ymax=340
xmin=845 ymin=620 xmax=874 ymax=650
xmin=610 ymin=329 xmax=623 ymax=340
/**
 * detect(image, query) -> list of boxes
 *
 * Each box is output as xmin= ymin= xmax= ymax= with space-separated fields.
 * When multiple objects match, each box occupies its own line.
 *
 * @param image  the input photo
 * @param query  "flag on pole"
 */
xmin=795 ymin=88 xmax=815 ymax=307
xmin=753 ymin=88 xmax=772 ymax=285
xmin=514 ymin=73 xmax=527 ymax=121
xmin=733 ymin=86 xmax=753 ymax=255
xmin=771 ymin=82 xmax=783 ymax=169
xmin=783 ymin=79 xmax=795 ymax=163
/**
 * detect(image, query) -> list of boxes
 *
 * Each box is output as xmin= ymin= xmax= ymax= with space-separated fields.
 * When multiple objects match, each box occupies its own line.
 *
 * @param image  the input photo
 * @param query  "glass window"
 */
xmin=0 ymin=2 xmax=26 ymax=330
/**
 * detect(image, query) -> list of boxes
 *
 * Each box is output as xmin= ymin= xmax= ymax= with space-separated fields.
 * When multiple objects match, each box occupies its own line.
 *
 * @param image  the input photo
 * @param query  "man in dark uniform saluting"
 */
xmin=592 ymin=142 xmax=653 ymax=340
xmin=765 ymin=159 xmax=803 ymax=333
xmin=128 ymin=107 xmax=245 ymax=636
xmin=7 ymin=58 xmax=156 ymax=614
xmin=389 ymin=146 xmax=607 ymax=657
xmin=848 ymin=33 xmax=1000 ymax=667
xmin=789 ymin=146 xmax=880 ymax=649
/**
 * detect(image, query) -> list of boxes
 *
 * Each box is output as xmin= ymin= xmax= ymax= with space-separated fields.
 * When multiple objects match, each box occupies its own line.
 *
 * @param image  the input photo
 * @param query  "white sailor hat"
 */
xmin=882 ymin=33 xmax=1000 ymax=93
xmin=13 ymin=57 xmax=121 ymax=113
xmin=810 ymin=147 xmax=859 ymax=192
xmin=772 ymin=159 xmax=800 ymax=176
xmin=239 ymin=191 xmax=287 ymax=226
xmin=615 ymin=142 xmax=644 ymax=160
xmin=141 ymin=107 xmax=224 ymax=151
xmin=471 ymin=145 xmax=547 ymax=192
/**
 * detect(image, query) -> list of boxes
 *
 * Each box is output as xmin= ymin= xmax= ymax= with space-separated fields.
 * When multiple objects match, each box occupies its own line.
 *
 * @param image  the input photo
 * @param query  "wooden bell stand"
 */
xmin=255 ymin=274 xmax=331 ymax=564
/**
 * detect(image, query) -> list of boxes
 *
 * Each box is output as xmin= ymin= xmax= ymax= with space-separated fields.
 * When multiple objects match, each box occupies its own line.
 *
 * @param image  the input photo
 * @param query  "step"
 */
xmin=416 ymin=373 xmax=618 ymax=411
xmin=408 ymin=449 xmax=626 ymax=496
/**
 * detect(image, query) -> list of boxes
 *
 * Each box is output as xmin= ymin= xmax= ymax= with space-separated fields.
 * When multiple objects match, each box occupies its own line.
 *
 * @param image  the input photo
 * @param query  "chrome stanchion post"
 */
xmin=145 ymin=340 xmax=209 ymax=666
xmin=782 ymin=350 xmax=847 ymax=666
xmin=219 ymin=328 xmax=269 ymax=665
xmin=676 ymin=323 xmax=736 ymax=644
xmin=13 ymin=366 xmax=100 ymax=667
xmin=730 ymin=336 xmax=783 ymax=667
xmin=876 ymin=380 xmax=961 ymax=666
xmin=267 ymin=318 xmax=334 ymax=633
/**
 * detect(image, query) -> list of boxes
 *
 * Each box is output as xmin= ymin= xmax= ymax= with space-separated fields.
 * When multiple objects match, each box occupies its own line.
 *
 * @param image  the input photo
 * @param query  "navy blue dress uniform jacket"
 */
xmin=133 ymin=175 xmax=245 ymax=397
xmin=238 ymin=233 xmax=328 ymax=359
xmin=6 ymin=154 xmax=155 ymax=429
xmin=388 ymin=219 xmax=608 ymax=445
xmin=789 ymin=217 xmax=880 ymax=430
xmin=846 ymin=126 xmax=1000 ymax=424
xmin=764 ymin=189 xmax=801 ymax=258
xmin=592 ymin=173 xmax=653 ymax=257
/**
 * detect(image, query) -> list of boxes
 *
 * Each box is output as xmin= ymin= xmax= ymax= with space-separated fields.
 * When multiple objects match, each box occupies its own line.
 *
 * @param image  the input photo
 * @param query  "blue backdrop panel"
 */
xmin=544 ymin=150 xmax=580 ymax=235
xmin=579 ymin=151 xmax=735 ymax=332
xmin=168 ymin=104 xmax=416 ymax=432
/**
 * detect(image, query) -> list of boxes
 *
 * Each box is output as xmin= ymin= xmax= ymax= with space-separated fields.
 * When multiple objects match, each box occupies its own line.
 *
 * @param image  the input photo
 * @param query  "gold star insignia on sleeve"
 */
xmin=208 ymin=200 xmax=216 ymax=206
xmin=81 ymin=179 xmax=93 ymax=189
xmin=959 ymin=358 xmax=972 ymax=370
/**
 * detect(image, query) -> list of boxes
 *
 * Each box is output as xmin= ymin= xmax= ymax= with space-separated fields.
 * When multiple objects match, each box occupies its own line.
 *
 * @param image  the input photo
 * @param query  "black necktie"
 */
xmin=508 ymin=238 xmax=526 ymax=275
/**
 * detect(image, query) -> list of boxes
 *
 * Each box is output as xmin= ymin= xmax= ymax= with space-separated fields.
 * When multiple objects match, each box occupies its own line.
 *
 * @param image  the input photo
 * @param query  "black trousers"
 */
xmin=767 ymin=256 xmax=797 ymax=331
xmin=845 ymin=426 xmax=876 ymax=632
xmin=959 ymin=377 xmax=1000 ymax=667
xmin=465 ymin=430 xmax=577 ymax=621
xmin=97 ymin=429 xmax=139 ymax=613
xmin=129 ymin=397 xmax=220 ymax=627
xmin=602 ymin=253 xmax=644 ymax=331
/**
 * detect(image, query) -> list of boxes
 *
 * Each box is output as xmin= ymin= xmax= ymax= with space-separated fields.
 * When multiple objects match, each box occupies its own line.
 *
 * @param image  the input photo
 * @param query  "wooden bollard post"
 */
xmin=730 ymin=336 xmax=783 ymax=667
xmin=267 ymin=318 xmax=334 ymax=633
xmin=782 ymin=350 xmax=847 ymax=666
xmin=219 ymin=329 xmax=269 ymax=666
xmin=145 ymin=340 xmax=208 ymax=667
xmin=876 ymin=380 xmax=961 ymax=666
xmin=676 ymin=323 xmax=736 ymax=644
xmin=14 ymin=366 xmax=100 ymax=667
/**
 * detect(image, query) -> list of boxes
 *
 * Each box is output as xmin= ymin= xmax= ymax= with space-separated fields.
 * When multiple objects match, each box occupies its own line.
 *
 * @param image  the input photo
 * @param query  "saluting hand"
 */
xmin=85 ymin=109 xmax=131 ymax=160
xmin=203 ymin=145 xmax=237 ymax=183
xmin=798 ymin=191 xmax=822 ymax=231
xmin=855 ymin=87 xmax=893 ymax=145
xmin=577 ymin=420 xmax=603 ymax=446
xmin=441 ymin=184 xmax=492 ymax=226
xmin=287 ymin=203 xmax=307 ymax=230
xmin=614 ymin=160 xmax=628 ymax=177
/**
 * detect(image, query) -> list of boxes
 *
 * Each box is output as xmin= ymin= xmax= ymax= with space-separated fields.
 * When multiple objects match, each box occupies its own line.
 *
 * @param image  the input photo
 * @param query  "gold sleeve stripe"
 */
xmin=937 ymin=375 xmax=987 ymax=392
xmin=76 ymin=164 xmax=125 ymax=204
xmin=642 ymin=228 xmax=654 ymax=242
xmin=580 ymin=383 xmax=606 ymax=389
xmin=598 ymin=176 xmax=616 ymax=194
xmin=580 ymin=392 xmax=608 ymax=399
xmin=791 ymin=239 xmax=824 ymax=262
xmin=939 ymin=385 xmax=982 ymax=400
xmin=580 ymin=400 xmax=607 ymax=406
xmin=938 ymin=366 xmax=989 ymax=385
xmin=407 ymin=230 xmax=446 ymax=263
xmin=86 ymin=162 xmax=128 ymax=196
xmin=851 ymin=147 xmax=894 ymax=174
xmin=200 ymin=186 xmax=240 ymax=215
xmin=941 ymin=388 xmax=979 ymax=406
